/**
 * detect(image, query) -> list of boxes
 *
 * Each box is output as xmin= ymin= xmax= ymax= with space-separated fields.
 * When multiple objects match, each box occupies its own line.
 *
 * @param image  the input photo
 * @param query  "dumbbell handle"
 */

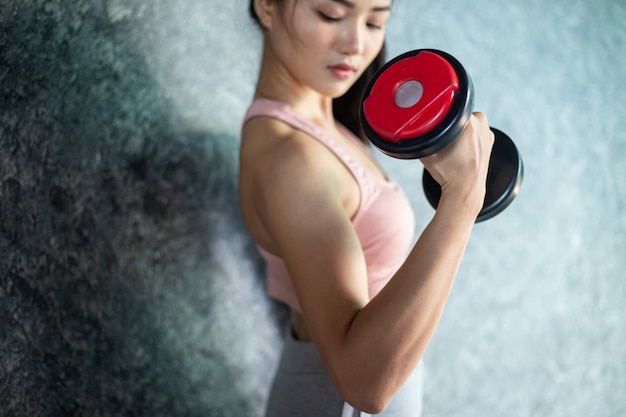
xmin=422 ymin=127 xmax=524 ymax=222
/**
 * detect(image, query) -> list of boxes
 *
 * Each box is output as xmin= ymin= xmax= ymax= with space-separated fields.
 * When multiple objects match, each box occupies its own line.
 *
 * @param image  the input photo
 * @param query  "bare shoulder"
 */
xmin=239 ymin=116 xmax=345 ymax=251
xmin=240 ymin=116 xmax=337 ymax=182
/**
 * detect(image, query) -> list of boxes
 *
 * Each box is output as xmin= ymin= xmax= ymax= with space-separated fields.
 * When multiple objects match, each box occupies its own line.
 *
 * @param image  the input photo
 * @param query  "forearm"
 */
xmin=336 ymin=195 xmax=478 ymax=408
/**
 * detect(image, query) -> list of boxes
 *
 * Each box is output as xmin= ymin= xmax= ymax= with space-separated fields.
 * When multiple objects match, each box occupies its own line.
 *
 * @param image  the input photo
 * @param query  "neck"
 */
xmin=254 ymin=42 xmax=336 ymax=126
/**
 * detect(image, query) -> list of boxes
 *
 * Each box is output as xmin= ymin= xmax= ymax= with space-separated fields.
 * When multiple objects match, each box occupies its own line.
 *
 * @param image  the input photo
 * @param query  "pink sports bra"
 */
xmin=243 ymin=99 xmax=415 ymax=313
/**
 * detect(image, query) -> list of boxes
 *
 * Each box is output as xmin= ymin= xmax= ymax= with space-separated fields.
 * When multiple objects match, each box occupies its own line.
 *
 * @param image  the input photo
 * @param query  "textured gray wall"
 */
xmin=1 ymin=1 xmax=624 ymax=417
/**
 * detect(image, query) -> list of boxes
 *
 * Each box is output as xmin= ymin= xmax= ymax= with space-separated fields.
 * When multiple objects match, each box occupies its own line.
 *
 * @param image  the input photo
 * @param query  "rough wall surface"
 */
xmin=0 ymin=2 xmax=284 ymax=416
xmin=1 ymin=1 xmax=625 ymax=416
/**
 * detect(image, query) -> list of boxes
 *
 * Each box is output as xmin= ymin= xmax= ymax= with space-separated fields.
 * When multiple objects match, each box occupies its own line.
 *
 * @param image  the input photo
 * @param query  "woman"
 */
xmin=239 ymin=0 xmax=494 ymax=415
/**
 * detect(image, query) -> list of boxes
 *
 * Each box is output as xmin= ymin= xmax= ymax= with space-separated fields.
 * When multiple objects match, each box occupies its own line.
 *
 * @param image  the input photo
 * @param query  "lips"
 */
xmin=328 ymin=63 xmax=356 ymax=80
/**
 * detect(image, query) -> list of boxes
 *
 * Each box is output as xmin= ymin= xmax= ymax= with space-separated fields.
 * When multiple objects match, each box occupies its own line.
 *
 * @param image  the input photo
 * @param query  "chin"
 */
xmin=326 ymin=84 xmax=355 ymax=100
xmin=315 ymin=78 xmax=356 ymax=99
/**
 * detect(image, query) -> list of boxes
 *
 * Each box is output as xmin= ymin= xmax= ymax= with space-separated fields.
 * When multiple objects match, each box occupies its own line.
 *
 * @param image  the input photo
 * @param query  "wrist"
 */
xmin=436 ymin=187 xmax=484 ymax=222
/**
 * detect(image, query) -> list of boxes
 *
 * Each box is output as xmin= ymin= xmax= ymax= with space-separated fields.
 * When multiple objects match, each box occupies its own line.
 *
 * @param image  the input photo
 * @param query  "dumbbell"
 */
xmin=359 ymin=49 xmax=523 ymax=222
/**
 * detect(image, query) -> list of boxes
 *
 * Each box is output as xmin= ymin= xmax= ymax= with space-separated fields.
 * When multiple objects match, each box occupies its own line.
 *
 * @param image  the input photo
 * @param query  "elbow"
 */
xmin=343 ymin=393 xmax=392 ymax=415
xmin=330 ymin=356 xmax=416 ymax=414
xmin=339 ymin=381 xmax=395 ymax=415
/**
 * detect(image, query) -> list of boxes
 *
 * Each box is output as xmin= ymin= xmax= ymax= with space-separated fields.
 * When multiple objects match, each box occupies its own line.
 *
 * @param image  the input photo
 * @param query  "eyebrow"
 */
xmin=330 ymin=0 xmax=392 ymax=12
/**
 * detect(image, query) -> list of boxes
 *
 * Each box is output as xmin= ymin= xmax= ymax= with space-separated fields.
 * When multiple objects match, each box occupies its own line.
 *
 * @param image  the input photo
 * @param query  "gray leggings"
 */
xmin=265 ymin=327 xmax=424 ymax=417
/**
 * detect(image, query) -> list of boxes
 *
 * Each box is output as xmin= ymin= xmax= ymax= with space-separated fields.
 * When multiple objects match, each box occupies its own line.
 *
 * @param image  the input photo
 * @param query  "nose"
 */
xmin=338 ymin=22 xmax=364 ymax=55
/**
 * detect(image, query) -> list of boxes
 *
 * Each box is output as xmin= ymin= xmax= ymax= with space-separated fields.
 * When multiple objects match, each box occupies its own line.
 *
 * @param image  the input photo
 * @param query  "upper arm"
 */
xmin=240 ymin=120 xmax=369 ymax=364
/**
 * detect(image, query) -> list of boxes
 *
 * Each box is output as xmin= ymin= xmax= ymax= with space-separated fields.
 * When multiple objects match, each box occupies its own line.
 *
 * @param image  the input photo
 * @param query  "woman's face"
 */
xmin=264 ymin=0 xmax=391 ymax=98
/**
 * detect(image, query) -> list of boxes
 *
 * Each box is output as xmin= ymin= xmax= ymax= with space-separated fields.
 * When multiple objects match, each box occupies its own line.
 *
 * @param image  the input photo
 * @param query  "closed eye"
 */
xmin=318 ymin=11 xmax=342 ymax=22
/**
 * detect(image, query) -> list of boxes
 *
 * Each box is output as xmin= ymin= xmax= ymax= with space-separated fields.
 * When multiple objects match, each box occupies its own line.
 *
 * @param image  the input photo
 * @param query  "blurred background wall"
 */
xmin=0 ymin=1 xmax=624 ymax=416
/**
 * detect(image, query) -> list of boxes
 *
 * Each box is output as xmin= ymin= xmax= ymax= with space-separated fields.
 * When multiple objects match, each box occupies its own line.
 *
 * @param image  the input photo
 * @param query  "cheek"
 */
xmin=293 ymin=22 xmax=335 ymax=53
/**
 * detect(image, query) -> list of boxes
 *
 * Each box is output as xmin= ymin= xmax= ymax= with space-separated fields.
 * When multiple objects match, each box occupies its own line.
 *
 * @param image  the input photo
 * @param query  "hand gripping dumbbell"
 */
xmin=359 ymin=49 xmax=524 ymax=222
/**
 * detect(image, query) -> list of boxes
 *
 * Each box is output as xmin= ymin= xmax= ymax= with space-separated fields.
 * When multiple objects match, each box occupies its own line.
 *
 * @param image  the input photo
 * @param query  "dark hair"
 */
xmin=249 ymin=0 xmax=387 ymax=142
xmin=249 ymin=1 xmax=261 ymax=23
